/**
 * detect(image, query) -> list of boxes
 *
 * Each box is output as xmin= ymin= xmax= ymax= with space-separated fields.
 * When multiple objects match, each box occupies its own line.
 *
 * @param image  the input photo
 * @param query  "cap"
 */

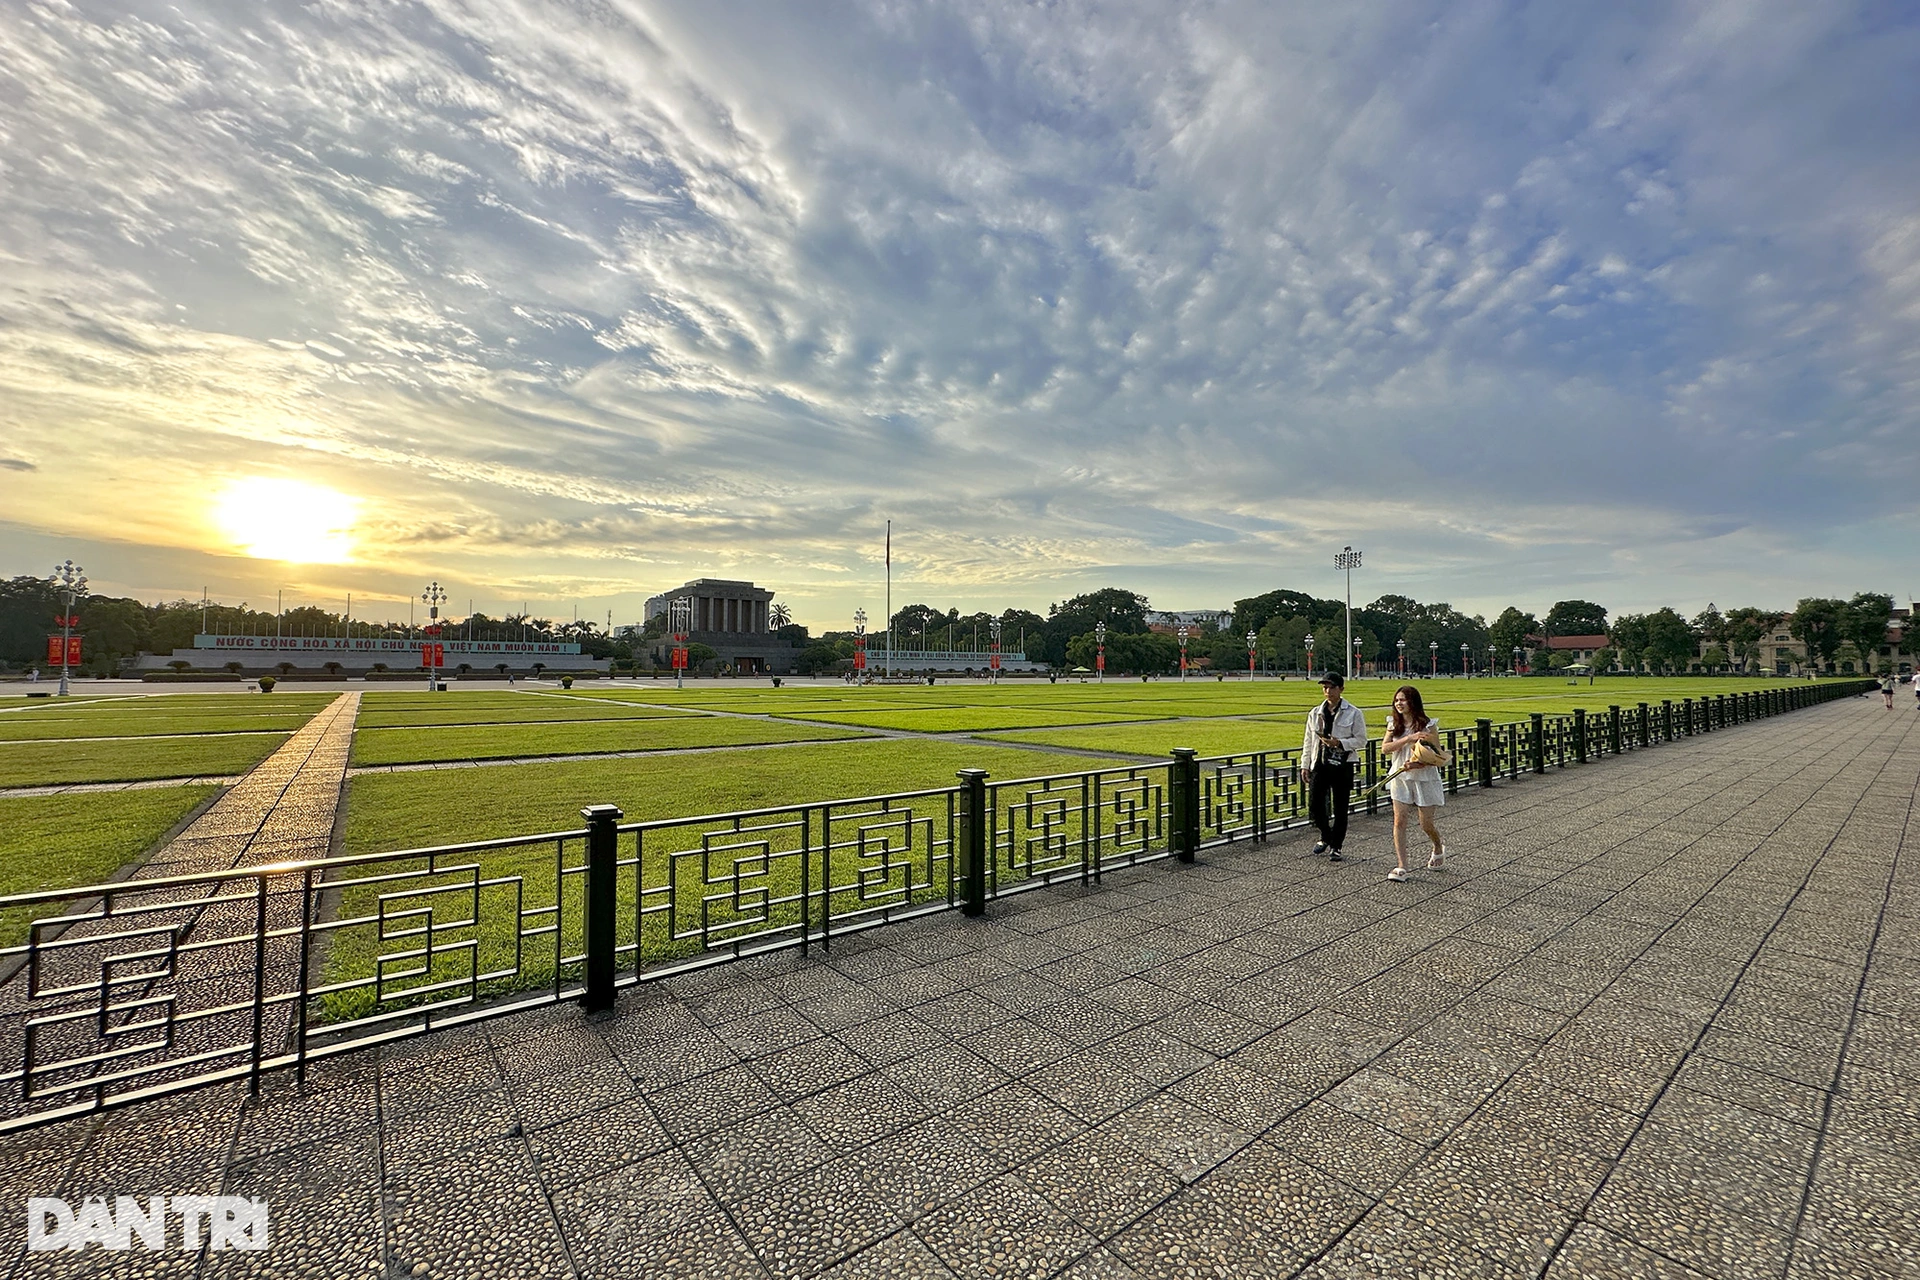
xmin=1318 ymin=671 xmax=1345 ymax=687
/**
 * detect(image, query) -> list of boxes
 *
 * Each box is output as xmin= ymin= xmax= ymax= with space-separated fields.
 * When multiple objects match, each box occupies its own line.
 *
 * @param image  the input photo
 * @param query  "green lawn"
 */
xmin=0 ymin=734 xmax=295 ymax=787
xmin=780 ymin=707 xmax=1169 ymax=733
xmin=354 ymin=700 xmax=693 ymax=729
xmin=0 ymin=693 xmax=335 ymax=742
xmin=0 ymin=786 xmax=221 ymax=945
xmin=349 ymin=717 xmax=871 ymax=767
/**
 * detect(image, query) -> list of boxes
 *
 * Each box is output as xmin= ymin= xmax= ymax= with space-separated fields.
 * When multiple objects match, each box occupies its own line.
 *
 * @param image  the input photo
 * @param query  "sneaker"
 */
xmin=1311 ymin=841 xmax=1329 ymax=855
xmin=1427 ymin=847 xmax=1446 ymax=870
xmin=1328 ymin=849 xmax=1344 ymax=862
xmin=1387 ymin=867 xmax=1409 ymax=882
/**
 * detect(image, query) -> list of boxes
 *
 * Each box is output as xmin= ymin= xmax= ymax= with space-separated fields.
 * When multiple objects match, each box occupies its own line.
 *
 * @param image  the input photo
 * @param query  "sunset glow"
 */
xmin=213 ymin=478 xmax=359 ymax=564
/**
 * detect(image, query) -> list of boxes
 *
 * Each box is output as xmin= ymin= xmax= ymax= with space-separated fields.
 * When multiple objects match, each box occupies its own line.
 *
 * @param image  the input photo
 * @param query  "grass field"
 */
xmin=0 ymin=692 xmax=336 ymax=742
xmin=349 ymin=717 xmax=871 ymax=767
xmin=0 ymin=786 xmax=220 ymax=945
xmin=0 ymin=733 xmax=296 ymax=787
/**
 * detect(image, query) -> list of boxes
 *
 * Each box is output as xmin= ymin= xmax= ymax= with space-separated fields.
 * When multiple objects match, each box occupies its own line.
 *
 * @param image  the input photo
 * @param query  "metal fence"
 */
xmin=0 ymin=680 xmax=1874 ymax=1129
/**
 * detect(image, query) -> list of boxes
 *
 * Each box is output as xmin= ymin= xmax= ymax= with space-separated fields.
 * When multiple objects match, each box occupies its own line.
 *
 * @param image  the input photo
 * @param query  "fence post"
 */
xmin=1662 ymin=700 xmax=1674 ymax=742
xmin=1684 ymin=698 xmax=1696 ymax=735
xmin=1364 ymin=740 xmax=1380 ymax=815
xmin=1637 ymin=703 xmax=1650 ymax=747
xmin=1476 ymin=719 xmax=1493 ymax=789
xmin=1609 ymin=705 xmax=1622 ymax=755
xmin=958 ymin=769 xmax=989 ymax=916
xmin=582 ymin=804 xmax=623 ymax=1012
xmin=1170 ymin=748 xmax=1198 ymax=863
xmin=1573 ymin=709 xmax=1588 ymax=763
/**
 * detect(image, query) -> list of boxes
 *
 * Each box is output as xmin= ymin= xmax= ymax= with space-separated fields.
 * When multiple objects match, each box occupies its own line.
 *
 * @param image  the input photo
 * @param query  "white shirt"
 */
xmin=1301 ymin=697 xmax=1367 ymax=768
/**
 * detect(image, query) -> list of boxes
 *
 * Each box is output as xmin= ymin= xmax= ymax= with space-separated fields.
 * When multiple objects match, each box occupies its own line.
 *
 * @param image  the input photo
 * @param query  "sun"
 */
xmin=213 ymin=477 xmax=360 ymax=563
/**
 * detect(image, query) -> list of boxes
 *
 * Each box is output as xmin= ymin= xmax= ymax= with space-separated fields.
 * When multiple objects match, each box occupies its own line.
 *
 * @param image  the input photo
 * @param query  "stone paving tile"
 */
xmin=851 ymin=1116 xmax=1002 ymax=1222
xmin=732 ymin=1156 xmax=906 ymax=1277
xmin=914 ymin=1172 xmax=1098 ymax=1280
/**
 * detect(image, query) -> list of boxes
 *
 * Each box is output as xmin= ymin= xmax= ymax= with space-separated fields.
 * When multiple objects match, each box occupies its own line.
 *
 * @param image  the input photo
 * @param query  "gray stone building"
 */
xmin=644 ymin=578 xmax=798 ymax=674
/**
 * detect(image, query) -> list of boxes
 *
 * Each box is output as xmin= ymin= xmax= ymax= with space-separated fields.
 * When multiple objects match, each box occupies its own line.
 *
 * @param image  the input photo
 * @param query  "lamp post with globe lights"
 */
xmin=1304 ymin=632 xmax=1314 ymax=682
xmin=1513 ymin=645 xmax=1523 ymax=676
xmin=852 ymin=608 xmax=868 ymax=683
xmin=670 ymin=597 xmax=692 ymax=688
xmin=1354 ymin=634 xmax=1364 ymax=680
xmin=50 ymin=560 xmax=86 ymax=697
xmin=1396 ymin=638 xmax=1406 ymax=677
xmin=1488 ymin=644 xmax=1498 ymax=679
xmin=1460 ymin=642 xmax=1469 ymax=678
xmin=989 ymin=618 xmax=1003 ymax=684
xmin=421 ymin=581 xmax=448 ymax=692
xmin=1247 ymin=630 xmax=1257 ymax=680
xmin=1177 ymin=625 xmax=1189 ymax=682
xmin=1095 ymin=620 xmax=1107 ymax=683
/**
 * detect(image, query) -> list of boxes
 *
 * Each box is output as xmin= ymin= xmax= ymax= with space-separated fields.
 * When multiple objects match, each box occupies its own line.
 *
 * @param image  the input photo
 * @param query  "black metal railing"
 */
xmin=0 ymin=679 xmax=1874 ymax=1128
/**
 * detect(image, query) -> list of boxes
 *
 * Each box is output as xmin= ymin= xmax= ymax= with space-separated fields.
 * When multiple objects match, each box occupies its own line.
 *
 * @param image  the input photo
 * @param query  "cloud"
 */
xmin=0 ymin=0 xmax=1916 ymax=624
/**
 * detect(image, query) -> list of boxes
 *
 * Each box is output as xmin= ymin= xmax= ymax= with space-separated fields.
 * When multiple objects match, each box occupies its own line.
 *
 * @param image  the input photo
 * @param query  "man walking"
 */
xmin=1303 ymin=671 xmax=1367 ymax=861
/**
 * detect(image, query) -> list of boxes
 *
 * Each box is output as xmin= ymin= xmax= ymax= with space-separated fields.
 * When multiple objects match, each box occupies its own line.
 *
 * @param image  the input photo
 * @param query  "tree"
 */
xmin=1035 ymin=589 xmax=1150 ymax=666
xmin=1700 ymin=645 xmax=1729 ymax=672
xmin=1609 ymin=614 xmax=1649 ymax=673
xmin=769 ymin=602 xmax=792 ymax=629
xmin=1643 ymin=608 xmax=1697 ymax=673
xmin=1788 ymin=598 xmax=1846 ymax=669
xmin=1691 ymin=605 xmax=1727 ymax=646
xmin=1590 ymin=646 xmax=1617 ymax=674
xmin=1840 ymin=593 xmax=1893 ymax=669
xmin=1488 ymin=608 xmax=1540 ymax=668
xmin=1543 ymin=600 xmax=1609 ymax=637
xmin=1721 ymin=607 xmax=1778 ymax=672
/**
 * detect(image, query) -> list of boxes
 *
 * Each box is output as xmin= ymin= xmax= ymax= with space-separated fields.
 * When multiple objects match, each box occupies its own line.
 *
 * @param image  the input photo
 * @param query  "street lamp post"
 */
xmin=1397 ymin=638 xmax=1406 ymax=677
xmin=1247 ymin=629 xmax=1257 ymax=680
xmin=671 ymin=597 xmax=692 ymax=688
xmin=1304 ymin=632 xmax=1314 ymax=682
xmin=50 ymin=560 xmax=86 ymax=697
xmin=1177 ymin=624 xmax=1189 ymax=682
xmin=1095 ymin=620 xmax=1107 ymax=683
xmin=1334 ymin=547 xmax=1362 ymax=677
xmin=1429 ymin=640 xmax=1438 ymax=676
xmin=1354 ymin=634 xmax=1364 ymax=679
xmin=1460 ymin=642 xmax=1469 ymax=678
xmin=853 ymin=608 xmax=868 ymax=684
xmin=421 ymin=581 xmax=448 ymax=692
xmin=1512 ymin=645 xmax=1523 ymax=676
xmin=1488 ymin=644 xmax=1497 ymax=679
xmin=989 ymin=618 xmax=1002 ymax=684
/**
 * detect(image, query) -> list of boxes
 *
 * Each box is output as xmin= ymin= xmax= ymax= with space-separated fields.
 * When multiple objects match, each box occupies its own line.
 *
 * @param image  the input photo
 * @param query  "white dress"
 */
xmin=1387 ymin=717 xmax=1447 ymax=808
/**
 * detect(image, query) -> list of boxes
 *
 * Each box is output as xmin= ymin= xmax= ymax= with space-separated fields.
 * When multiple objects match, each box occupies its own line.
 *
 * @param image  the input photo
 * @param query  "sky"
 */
xmin=2 ymin=0 xmax=1917 ymax=632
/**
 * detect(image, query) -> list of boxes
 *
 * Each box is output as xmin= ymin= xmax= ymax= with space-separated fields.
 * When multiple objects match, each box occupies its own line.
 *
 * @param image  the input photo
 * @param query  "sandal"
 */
xmin=1427 ymin=847 xmax=1446 ymax=870
xmin=1387 ymin=867 xmax=1409 ymax=882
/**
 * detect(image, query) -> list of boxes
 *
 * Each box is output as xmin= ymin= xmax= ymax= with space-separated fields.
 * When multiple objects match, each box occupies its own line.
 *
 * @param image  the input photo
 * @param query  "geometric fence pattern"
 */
xmin=0 ymin=681 xmax=1873 ymax=1130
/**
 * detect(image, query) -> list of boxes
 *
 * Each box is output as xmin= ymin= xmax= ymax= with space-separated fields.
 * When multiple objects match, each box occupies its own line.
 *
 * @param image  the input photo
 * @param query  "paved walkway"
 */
xmin=3 ymin=696 xmax=1914 ymax=1279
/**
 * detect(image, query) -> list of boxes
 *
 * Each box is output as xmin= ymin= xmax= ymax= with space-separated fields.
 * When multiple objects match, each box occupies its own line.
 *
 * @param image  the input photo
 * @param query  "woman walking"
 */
xmin=1381 ymin=684 xmax=1446 ymax=883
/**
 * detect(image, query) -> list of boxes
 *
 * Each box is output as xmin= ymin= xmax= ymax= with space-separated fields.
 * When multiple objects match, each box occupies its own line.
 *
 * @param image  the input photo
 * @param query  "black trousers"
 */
xmin=1309 ymin=760 xmax=1355 ymax=851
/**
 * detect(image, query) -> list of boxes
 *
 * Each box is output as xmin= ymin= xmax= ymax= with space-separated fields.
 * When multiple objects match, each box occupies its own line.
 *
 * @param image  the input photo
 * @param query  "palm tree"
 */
xmin=769 ymin=602 xmax=792 ymax=629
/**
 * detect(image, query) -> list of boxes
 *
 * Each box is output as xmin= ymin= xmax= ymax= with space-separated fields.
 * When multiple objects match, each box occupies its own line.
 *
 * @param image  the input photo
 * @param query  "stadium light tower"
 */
xmin=1334 ymin=546 xmax=1362 ymax=676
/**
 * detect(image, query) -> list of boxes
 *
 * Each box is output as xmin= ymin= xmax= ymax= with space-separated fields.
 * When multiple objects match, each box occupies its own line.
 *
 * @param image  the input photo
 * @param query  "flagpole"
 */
xmin=885 ymin=519 xmax=892 ymax=679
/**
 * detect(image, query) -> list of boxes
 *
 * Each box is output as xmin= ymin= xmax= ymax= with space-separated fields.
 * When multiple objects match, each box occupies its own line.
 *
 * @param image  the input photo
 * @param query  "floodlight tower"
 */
xmin=51 ymin=560 xmax=86 ymax=697
xmin=1334 ymin=546 xmax=1362 ymax=677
